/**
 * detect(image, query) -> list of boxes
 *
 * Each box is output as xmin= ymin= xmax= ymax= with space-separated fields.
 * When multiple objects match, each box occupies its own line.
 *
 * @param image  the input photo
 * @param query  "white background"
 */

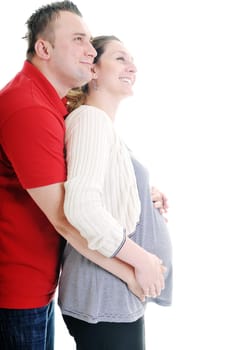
xmin=1 ymin=1 xmax=232 ymax=349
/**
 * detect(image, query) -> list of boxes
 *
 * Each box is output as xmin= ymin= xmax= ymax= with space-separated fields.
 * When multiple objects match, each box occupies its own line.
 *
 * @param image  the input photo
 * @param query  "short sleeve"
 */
xmin=1 ymin=107 xmax=66 ymax=188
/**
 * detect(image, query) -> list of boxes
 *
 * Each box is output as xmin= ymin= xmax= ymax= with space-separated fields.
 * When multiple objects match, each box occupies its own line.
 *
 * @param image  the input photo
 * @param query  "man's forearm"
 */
xmin=56 ymin=217 xmax=135 ymax=283
xmin=27 ymin=183 xmax=134 ymax=284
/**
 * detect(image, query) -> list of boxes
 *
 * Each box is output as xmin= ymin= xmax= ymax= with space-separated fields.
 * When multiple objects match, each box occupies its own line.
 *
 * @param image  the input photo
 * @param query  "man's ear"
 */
xmin=34 ymin=39 xmax=51 ymax=59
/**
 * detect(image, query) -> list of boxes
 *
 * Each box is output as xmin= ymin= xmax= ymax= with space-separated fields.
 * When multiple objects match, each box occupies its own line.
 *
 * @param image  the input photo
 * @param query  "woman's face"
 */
xmin=93 ymin=40 xmax=137 ymax=98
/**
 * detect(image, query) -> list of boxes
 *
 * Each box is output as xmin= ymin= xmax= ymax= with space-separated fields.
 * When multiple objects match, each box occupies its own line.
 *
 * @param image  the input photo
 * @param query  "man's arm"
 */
xmin=27 ymin=182 xmax=145 ymax=299
xmin=27 ymin=182 xmax=165 ymax=298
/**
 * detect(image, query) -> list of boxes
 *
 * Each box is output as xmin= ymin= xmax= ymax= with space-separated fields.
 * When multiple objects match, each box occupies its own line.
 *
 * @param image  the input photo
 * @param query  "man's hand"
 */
xmin=127 ymin=272 xmax=145 ymax=302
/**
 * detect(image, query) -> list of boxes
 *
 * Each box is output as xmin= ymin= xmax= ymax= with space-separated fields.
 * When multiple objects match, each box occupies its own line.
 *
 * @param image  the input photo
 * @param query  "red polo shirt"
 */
xmin=0 ymin=61 xmax=68 ymax=308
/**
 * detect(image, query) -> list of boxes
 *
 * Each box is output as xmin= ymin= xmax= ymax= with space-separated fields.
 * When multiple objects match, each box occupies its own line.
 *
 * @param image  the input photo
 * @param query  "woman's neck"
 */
xmin=85 ymin=91 xmax=121 ymax=122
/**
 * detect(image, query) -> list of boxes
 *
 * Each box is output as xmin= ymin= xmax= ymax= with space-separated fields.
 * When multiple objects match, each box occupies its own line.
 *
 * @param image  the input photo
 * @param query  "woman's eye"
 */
xmin=117 ymin=57 xmax=125 ymax=61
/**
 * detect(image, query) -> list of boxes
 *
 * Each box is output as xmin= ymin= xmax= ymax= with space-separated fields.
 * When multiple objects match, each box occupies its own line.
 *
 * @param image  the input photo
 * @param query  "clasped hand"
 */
xmin=127 ymin=252 xmax=166 ymax=302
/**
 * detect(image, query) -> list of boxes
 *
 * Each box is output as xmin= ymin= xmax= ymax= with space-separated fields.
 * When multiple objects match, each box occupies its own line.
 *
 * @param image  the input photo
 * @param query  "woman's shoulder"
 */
xmin=65 ymin=105 xmax=115 ymax=141
xmin=65 ymin=105 xmax=111 ymax=126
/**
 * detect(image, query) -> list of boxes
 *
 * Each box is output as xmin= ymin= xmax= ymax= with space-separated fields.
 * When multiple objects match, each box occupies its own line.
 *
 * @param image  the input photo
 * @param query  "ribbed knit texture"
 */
xmin=58 ymin=157 xmax=172 ymax=324
xmin=64 ymin=105 xmax=141 ymax=257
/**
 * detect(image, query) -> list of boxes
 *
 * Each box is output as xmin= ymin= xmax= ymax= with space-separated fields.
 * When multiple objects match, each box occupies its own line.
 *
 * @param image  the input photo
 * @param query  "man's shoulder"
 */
xmin=0 ymin=66 xmax=40 ymax=106
xmin=0 ymin=61 xmax=67 ymax=129
xmin=0 ymin=73 xmax=63 ymax=124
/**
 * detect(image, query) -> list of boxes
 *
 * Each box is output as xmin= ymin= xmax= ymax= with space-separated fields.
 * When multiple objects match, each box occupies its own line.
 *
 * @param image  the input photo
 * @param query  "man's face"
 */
xmin=49 ymin=11 xmax=96 ymax=92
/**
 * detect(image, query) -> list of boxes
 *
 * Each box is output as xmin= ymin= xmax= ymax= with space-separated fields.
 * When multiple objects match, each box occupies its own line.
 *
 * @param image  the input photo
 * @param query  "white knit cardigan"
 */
xmin=64 ymin=105 xmax=141 ymax=257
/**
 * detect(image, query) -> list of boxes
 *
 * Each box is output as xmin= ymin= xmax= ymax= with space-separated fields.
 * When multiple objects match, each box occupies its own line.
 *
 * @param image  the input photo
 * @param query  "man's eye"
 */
xmin=74 ymin=36 xmax=82 ymax=41
xmin=117 ymin=57 xmax=125 ymax=61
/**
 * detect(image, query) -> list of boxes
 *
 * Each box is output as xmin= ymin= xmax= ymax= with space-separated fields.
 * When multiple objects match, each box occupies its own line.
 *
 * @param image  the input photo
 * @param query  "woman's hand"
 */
xmin=134 ymin=251 xmax=166 ymax=298
xmin=151 ymin=186 xmax=169 ymax=220
xmin=116 ymin=238 xmax=166 ymax=299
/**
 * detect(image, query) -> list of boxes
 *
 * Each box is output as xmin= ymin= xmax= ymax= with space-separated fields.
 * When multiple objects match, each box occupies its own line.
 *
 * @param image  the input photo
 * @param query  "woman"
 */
xmin=58 ymin=35 xmax=172 ymax=350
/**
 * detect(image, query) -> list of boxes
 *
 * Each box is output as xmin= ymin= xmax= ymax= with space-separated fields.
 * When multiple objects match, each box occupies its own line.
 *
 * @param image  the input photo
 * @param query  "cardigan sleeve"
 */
xmin=64 ymin=107 xmax=126 ymax=257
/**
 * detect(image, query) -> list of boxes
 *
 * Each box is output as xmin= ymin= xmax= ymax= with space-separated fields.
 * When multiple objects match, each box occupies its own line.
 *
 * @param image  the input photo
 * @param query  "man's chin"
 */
xmin=76 ymin=71 xmax=92 ymax=87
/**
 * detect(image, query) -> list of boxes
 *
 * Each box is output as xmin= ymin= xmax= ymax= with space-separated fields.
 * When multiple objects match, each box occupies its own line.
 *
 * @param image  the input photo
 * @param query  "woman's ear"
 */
xmin=91 ymin=65 xmax=98 ymax=79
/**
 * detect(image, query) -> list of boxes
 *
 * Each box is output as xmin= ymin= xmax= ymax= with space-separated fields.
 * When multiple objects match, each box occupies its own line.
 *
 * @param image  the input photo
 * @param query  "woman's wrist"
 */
xmin=116 ymin=237 xmax=150 ymax=269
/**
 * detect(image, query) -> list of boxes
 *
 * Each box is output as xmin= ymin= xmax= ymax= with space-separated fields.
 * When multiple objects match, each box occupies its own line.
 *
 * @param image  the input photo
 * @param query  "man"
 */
xmin=0 ymin=2 xmax=96 ymax=349
xmin=0 ymin=1 xmax=166 ymax=348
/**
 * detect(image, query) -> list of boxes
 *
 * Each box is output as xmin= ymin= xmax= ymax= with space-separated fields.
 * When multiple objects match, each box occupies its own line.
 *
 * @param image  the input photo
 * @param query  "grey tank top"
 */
xmin=58 ymin=157 xmax=172 ymax=323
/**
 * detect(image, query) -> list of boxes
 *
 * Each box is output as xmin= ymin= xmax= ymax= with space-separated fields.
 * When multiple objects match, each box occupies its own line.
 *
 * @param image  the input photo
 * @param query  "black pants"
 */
xmin=63 ymin=315 xmax=145 ymax=350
